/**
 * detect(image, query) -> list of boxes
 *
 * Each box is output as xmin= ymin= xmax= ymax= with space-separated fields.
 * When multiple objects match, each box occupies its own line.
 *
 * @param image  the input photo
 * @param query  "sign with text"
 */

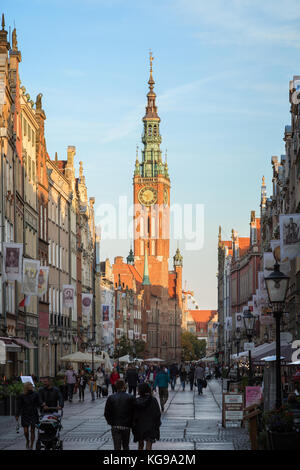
xmin=246 ymin=386 xmax=262 ymax=408
xmin=244 ymin=342 xmax=255 ymax=352
xmin=222 ymin=393 xmax=244 ymax=428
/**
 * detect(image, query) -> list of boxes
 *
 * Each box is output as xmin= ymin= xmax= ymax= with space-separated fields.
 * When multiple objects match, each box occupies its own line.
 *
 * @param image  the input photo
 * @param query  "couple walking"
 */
xmin=104 ymin=379 xmax=161 ymax=450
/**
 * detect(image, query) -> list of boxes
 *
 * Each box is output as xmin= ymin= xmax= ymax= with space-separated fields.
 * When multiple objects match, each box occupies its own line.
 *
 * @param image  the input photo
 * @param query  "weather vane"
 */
xmin=149 ymin=49 xmax=154 ymax=71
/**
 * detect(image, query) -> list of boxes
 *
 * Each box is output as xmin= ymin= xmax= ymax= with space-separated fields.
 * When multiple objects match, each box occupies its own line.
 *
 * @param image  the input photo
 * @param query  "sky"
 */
xmin=2 ymin=0 xmax=300 ymax=308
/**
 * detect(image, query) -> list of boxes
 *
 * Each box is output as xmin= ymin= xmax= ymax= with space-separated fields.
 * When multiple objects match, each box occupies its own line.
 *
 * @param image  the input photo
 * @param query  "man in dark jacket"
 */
xmin=169 ymin=363 xmax=178 ymax=391
xmin=188 ymin=364 xmax=195 ymax=391
xmin=104 ymin=379 xmax=136 ymax=450
xmin=38 ymin=377 xmax=64 ymax=412
xmin=125 ymin=364 xmax=139 ymax=396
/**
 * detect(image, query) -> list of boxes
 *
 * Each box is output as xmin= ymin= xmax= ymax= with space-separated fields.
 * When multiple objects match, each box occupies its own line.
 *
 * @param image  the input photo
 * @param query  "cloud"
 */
xmin=175 ymin=0 xmax=300 ymax=48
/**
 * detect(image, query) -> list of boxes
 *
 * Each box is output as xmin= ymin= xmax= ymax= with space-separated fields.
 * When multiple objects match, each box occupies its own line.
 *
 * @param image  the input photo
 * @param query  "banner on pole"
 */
xmin=235 ymin=313 xmax=243 ymax=329
xmin=3 ymin=243 xmax=23 ymax=282
xmin=82 ymin=293 xmax=93 ymax=320
xmin=38 ymin=267 xmax=49 ymax=298
xmin=63 ymin=285 xmax=75 ymax=309
xmin=22 ymin=259 xmax=40 ymax=295
xmin=225 ymin=317 xmax=232 ymax=331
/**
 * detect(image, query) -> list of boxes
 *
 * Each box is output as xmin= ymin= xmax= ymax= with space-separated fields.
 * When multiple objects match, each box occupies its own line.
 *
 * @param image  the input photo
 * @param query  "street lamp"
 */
xmin=52 ymin=328 xmax=59 ymax=378
xmin=243 ymin=309 xmax=256 ymax=385
xmin=265 ymin=263 xmax=290 ymax=409
xmin=235 ymin=328 xmax=241 ymax=381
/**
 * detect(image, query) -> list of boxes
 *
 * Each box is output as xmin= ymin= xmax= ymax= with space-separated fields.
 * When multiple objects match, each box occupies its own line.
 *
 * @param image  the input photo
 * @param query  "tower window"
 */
xmin=148 ymin=125 xmax=152 ymax=136
xmin=153 ymin=125 xmax=157 ymax=136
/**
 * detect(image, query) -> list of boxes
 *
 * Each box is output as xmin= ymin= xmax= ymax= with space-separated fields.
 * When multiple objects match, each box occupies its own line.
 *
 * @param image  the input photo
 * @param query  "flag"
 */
xmin=82 ymin=293 xmax=93 ymax=321
xmin=225 ymin=317 xmax=232 ymax=331
xmin=128 ymin=330 xmax=134 ymax=340
xmin=62 ymin=285 xmax=75 ymax=309
xmin=19 ymin=295 xmax=31 ymax=307
xmin=235 ymin=313 xmax=243 ymax=329
xmin=3 ymin=243 xmax=23 ymax=282
xmin=38 ymin=267 xmax=49 ymax=298
xmin=22 ymin=259 xmax=40 ymax=295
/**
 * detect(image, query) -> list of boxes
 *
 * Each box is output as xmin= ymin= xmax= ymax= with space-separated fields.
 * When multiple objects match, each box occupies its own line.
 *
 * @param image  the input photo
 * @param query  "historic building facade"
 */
xmin=112 ymin=55 xmax=182 ymax=362
xmin=0 ymin=18 xmax=100 ymax=378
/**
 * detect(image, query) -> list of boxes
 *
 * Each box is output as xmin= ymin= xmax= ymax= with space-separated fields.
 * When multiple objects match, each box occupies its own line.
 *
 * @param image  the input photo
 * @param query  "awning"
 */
xmin=0 ymin=337 xmax=21 ymax=353
xmin=12 ymin=338 xmax=37 ymax=349
xmin=253 ymin=343 xmax=293 ymax=364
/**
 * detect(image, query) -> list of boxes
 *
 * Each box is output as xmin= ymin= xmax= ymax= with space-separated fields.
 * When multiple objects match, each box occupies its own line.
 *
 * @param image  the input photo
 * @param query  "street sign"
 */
xmin=244 ymin=342 xmax=255 ymax=351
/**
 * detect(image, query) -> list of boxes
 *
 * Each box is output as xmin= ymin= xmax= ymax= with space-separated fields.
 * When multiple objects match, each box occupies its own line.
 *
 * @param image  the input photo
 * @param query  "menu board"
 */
xmin=222 ymin=393 xmax=244 ymax=428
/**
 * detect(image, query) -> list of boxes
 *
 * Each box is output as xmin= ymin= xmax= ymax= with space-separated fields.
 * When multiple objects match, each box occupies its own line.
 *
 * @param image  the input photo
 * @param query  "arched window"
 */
xmin=148 ymin=125 xmax=152 ymax=136
xmin=153 ymin=125 xmax=157 ymax=136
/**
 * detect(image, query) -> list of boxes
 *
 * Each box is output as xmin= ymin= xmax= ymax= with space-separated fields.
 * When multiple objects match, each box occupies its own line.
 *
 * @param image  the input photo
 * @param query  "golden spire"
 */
xmin=143 ymin=50 xmax=159 ymax=121
xmin=262 ymin=175 xmax=265 ymax=185
xmin=1 ymin=14 xmax=5 ymax=30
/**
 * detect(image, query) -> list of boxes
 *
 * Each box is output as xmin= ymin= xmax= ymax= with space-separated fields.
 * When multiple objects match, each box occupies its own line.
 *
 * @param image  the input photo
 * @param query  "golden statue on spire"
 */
xmin=149 ymin=50 xmax=154 ymax=72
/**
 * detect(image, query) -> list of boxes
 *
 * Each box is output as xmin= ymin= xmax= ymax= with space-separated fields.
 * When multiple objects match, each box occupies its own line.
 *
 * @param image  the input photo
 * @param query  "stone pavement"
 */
xmin=0 ymin=379 xmax=250 ymax=450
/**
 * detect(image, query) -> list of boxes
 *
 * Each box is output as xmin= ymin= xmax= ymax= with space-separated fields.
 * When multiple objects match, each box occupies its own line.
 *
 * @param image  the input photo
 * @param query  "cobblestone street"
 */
xmin=0 ymin=380 xmax=250 ymax=451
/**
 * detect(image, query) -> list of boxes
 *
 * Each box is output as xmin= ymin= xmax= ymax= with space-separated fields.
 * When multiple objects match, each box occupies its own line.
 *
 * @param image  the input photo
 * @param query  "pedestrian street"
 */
xmin=0 ymin=380 xmax=250 ymax=451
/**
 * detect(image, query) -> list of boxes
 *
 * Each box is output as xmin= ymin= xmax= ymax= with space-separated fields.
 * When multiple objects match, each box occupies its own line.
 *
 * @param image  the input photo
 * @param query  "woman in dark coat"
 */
xmin=132 ymin=382 xmax=161 ymax=450
xmin=15 ymin=381 xmax=40 ymax=449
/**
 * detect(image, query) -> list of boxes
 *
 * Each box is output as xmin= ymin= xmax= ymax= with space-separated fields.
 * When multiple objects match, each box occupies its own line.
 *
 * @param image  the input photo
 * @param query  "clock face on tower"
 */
xmin=163 ymin=187 xmax=168 ymax=206
xmin=138 ymin=186 xmax=158 ymax=206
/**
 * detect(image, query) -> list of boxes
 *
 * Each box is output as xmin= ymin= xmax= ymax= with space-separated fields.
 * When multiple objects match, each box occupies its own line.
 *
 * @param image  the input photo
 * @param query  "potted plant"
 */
xmin=5 ymin=382 xmax=23 ymax=416
xmin=263 ymin=406 xmax=300 ymax=450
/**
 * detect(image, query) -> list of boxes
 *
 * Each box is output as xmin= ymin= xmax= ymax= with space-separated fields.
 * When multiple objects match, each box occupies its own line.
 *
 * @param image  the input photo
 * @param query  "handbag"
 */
xmin=202 ymin=379 xmax=207 ymax=388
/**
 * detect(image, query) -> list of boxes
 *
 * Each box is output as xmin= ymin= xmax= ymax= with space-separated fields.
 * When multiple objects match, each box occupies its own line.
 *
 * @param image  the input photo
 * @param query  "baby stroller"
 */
xmin=36 ymin=407 xmax=63 ymax=450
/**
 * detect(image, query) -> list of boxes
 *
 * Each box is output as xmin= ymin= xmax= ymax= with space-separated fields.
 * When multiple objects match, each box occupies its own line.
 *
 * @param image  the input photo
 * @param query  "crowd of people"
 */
xmin=15 ymin=361 xmax=221 ymax=450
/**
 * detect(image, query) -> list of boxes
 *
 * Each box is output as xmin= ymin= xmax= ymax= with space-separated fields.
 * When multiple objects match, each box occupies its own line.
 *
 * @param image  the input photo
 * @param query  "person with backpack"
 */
xmin=154 ymin=365 xmax=170 ymax=412
xmin=132 ymin=382 xmax=161 ymax=450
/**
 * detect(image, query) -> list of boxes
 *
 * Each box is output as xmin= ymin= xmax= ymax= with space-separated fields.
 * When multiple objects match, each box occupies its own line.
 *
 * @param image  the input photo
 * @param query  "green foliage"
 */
xmin=53 ymin=378 xmax=64 ymax=388
xmin=181 ymin=332 xmax=206 ymax=361
xmin=114 ymin=336 xmax=133 ymax=358
xmin=6 ymin=383 xmax=24 ymax=397
xmin=133 ymin=339 xmax=146 ymax=357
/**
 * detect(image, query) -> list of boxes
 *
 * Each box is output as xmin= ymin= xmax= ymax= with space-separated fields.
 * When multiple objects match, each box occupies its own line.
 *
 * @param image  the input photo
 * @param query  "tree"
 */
xmin=181 ymin=331 xmax=206 ymax=361
xmin=114 ymin=336 xmax=133 ymax=358
xmin=133 ymin=339 xmax=146 ymax=357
